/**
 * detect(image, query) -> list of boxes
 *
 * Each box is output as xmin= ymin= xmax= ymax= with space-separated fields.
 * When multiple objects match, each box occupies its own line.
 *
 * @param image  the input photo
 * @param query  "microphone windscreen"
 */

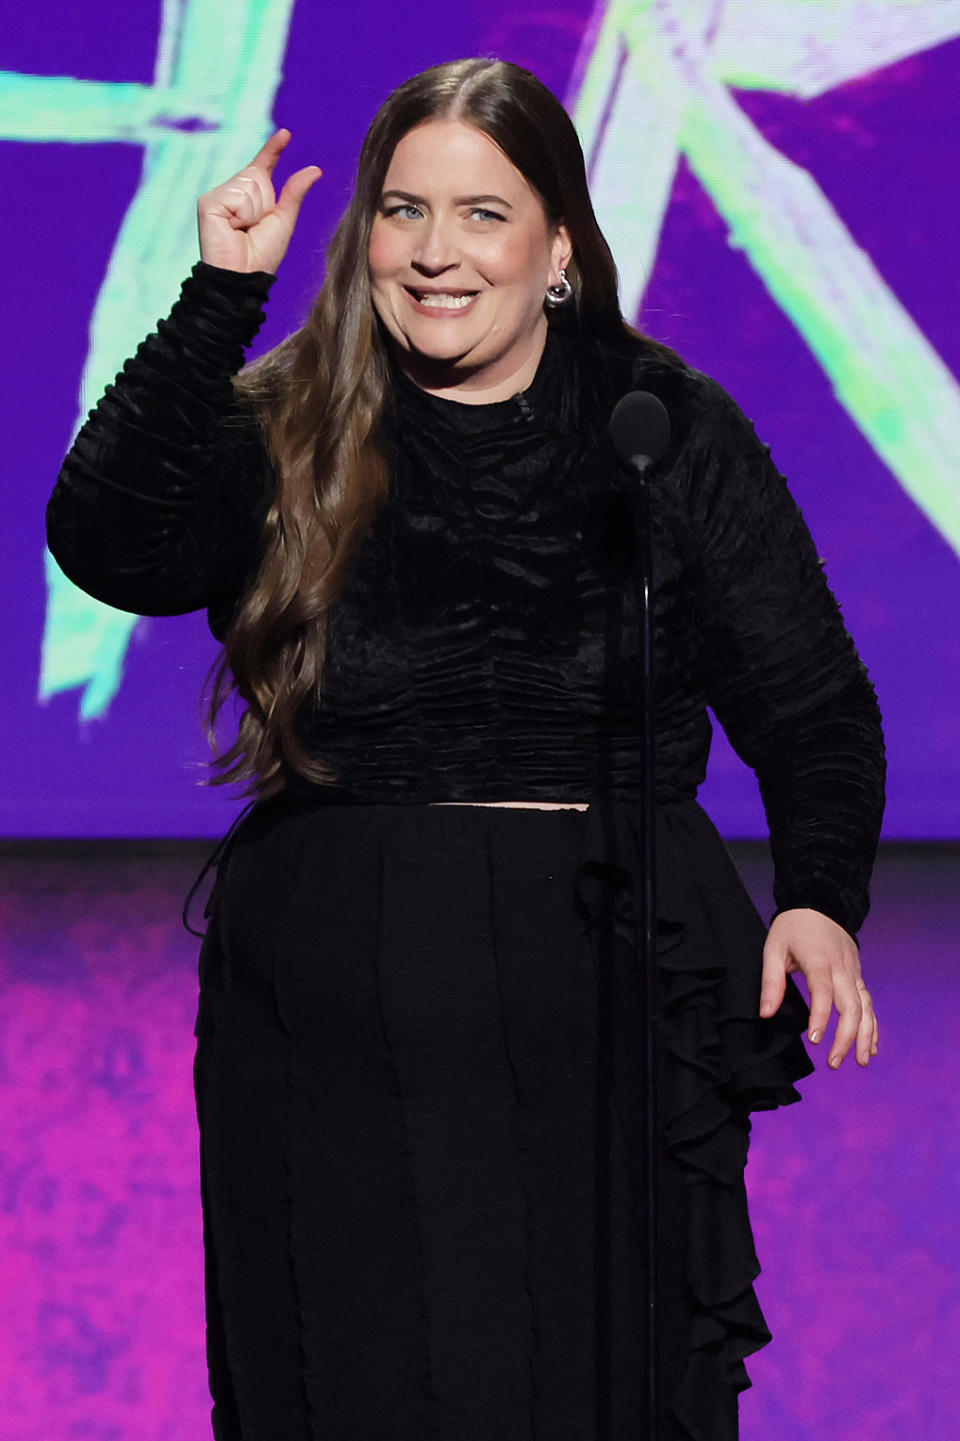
xmin=609 ymin=390 xmax=671 ymax=469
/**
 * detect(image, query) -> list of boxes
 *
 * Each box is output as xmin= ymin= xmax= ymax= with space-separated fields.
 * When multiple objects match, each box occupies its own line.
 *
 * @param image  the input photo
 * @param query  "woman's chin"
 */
xmin=398 ymin=340 xmax=478 ymax=380
xmin=406 ymin=330 xmax=478 ymax=361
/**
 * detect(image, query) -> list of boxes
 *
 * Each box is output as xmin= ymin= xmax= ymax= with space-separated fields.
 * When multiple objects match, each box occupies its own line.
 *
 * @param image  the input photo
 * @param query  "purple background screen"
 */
xmin=1 ymin=9 xmax=959 ymax=1441
xmin=4 ymin=5 xmax=959 ymax=840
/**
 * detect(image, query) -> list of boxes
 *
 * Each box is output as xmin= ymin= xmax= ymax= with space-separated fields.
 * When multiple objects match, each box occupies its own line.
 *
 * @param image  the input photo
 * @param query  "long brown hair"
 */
xmin=208 ymin=57 xmax=635 ymax=794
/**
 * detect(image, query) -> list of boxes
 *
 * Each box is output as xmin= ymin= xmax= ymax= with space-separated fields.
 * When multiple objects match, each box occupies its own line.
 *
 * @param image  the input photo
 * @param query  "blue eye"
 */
xmin=380 ymin=202 xmax=505 ymax=222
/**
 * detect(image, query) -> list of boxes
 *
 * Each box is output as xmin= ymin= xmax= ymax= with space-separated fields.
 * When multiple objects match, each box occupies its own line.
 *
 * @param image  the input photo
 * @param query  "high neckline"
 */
xmin=389 ymin=327 xmax=566 ymax=436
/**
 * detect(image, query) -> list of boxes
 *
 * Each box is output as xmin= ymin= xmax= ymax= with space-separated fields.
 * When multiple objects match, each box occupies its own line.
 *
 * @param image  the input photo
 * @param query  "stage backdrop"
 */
xmin=5 ymin=0 xmax=960 ymax=838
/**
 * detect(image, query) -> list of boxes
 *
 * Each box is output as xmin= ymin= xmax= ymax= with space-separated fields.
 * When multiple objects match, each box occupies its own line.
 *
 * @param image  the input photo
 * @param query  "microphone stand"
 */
xmin=628 ymin=454 xmax=660 ymax=1440
xmin=608 ymin=388 xmax=669 ymax=1439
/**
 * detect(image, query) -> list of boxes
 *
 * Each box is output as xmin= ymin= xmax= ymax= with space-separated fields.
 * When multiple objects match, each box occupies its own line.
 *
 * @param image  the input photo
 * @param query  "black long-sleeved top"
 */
xmin=46 ymin=262 xmax=886 ymax=936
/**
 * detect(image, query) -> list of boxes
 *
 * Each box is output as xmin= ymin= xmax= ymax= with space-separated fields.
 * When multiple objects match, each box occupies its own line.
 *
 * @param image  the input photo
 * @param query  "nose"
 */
xmin=410 ymin=215 xmax=460 ymax=276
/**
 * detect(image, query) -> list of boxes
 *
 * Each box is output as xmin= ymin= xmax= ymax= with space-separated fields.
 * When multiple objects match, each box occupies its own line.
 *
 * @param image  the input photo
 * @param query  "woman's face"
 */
xmin=368 ymin=118 xmax=572 ymax=400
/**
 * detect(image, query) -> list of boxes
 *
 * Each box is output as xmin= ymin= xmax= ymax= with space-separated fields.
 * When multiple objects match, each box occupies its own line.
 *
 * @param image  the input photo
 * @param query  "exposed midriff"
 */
xmin=430 ymin=801 xmax=590 ymax=810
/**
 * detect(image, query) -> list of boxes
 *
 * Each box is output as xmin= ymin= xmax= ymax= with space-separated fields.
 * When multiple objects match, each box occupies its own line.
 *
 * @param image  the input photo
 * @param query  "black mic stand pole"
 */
xmin=632 ymin=457 xmax=660 ymax=1441
xmin=609 ymin=388 xmax=669 ymax=1440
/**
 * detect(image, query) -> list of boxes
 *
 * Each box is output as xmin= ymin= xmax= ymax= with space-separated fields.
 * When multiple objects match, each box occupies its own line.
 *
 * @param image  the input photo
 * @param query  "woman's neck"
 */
xmin=386 ymin=322 xmax=550 ymax=405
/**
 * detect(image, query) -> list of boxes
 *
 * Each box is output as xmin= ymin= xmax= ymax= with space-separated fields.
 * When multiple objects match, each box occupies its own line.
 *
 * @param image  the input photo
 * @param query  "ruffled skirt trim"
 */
xmin=575 ymin=795 xmax=814 ymax=1440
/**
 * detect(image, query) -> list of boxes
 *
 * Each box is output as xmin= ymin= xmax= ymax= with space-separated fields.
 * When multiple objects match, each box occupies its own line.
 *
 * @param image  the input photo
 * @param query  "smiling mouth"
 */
xmin=405 ymin=287 xmax=479 ymax=310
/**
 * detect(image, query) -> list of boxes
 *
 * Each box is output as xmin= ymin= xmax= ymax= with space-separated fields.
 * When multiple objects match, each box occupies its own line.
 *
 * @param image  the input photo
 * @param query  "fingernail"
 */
xmin=809 ymin=1030 xmax=821 ymax=1044
xmin=829 ymin=1055 xmax=841 ymax=1068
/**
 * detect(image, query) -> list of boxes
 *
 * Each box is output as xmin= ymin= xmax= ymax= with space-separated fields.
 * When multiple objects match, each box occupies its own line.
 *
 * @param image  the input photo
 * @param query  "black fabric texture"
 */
xmin=46 ymin=261 xmax=886 ymax=1438
xmin=194 ymin=795 xmax=814 ymax=1441
xmin=47 ymin=260 xmax=886 ymax=937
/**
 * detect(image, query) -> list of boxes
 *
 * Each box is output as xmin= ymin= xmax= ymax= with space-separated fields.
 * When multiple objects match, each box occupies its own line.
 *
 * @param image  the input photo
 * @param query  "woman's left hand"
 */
xmin=759 ymin=908 xmax=879 ymax=1068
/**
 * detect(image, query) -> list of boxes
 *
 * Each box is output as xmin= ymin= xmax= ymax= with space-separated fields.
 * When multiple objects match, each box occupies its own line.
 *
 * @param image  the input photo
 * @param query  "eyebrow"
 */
xmin=380 ymin=189 xmax=514 ymax=210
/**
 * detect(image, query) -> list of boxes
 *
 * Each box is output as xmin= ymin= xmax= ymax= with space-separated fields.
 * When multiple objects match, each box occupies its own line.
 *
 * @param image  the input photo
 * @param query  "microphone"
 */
xmin=608 ymin=390 xmax=671 ymax=474
xmin=588 ymin=391 xmax=671 ymax=573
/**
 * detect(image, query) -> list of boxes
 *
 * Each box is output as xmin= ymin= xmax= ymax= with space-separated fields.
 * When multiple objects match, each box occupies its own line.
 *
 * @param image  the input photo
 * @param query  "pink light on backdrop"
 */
xmin=0 ymin=854 xmax=208 ymax=1440
xmin=1 ymin=845 xmax=957 ymax=1440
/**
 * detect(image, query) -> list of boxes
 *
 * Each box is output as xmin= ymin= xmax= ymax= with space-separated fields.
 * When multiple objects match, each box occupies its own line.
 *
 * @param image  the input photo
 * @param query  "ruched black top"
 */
xmin=46 ymin=262 xmax=886 ymax=937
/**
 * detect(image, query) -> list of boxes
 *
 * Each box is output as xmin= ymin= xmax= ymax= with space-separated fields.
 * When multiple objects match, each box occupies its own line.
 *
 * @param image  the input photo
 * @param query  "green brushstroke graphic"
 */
xmin=8 ymin=0 xmax=299 ymax=718
xmin=570 ymin=0 xmax=960 ymax=554
xmin=10 ymin=0 xmax=960 ymax=719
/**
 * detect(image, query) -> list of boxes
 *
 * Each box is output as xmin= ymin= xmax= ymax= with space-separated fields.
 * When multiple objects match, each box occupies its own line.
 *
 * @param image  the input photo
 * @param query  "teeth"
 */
xmin=415 ymin=293 xmax=474 ymax=309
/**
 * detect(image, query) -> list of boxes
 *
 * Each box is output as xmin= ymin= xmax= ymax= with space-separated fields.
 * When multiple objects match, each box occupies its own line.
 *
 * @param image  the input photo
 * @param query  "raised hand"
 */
xmin=197 ymin=129 xmax=322 ymax=275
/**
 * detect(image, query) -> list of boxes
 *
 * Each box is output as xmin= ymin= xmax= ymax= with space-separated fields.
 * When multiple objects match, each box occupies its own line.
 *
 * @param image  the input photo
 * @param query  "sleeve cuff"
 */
xmin=770 ymin=886 xmax=864 ymax=944
xmin=156 ymin=261 xmax=278 ymax=359
xmin=191 ymin=260 xmax=278 ymax=294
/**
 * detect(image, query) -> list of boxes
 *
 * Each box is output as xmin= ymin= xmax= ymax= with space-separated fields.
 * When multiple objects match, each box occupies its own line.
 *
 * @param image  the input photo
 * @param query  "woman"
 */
xmin=46 ymin=57 xmax=884 ymax=1441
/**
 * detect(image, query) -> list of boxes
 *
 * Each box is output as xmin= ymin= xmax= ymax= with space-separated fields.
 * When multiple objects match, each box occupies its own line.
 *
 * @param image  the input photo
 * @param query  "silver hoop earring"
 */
xmin=545 ymin=267 xmax=574 ymax=307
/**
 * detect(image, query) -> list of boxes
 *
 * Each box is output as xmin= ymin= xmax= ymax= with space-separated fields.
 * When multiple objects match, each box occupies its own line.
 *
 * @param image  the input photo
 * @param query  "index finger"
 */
xmin=248 ymin=128 xmax=292 ymax=176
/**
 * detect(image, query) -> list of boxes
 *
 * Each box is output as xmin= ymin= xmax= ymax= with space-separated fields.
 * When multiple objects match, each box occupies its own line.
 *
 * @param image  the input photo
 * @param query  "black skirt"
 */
xmin=193 ymin=794 xmax=814 ymax=1441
